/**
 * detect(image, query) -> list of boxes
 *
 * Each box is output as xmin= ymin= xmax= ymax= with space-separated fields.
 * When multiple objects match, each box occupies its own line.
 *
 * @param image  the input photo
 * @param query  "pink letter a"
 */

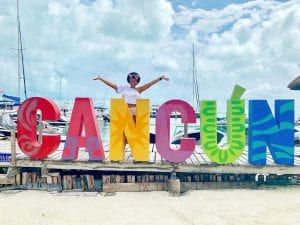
xmin=62 ymin=98 xmax=104 ymax=161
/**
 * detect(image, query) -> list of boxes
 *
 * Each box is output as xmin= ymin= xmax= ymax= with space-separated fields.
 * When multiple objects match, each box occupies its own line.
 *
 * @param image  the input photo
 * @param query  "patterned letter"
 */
xmin=17 ymin=97 xmax=60 ymax=159
xmin=62 ymin=98 xmax=104 ymax=161
xmin=110 ymin=99 xmax=149 ymax=161
xmin=200 ymin=100 xmax=245 ymax=164
xmin=248 ymin=100 xmax=294 ymax=165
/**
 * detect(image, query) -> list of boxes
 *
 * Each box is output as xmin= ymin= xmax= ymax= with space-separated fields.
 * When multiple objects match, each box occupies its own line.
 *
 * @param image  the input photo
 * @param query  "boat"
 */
xmin=0 ymin=0 xmax=27 ymax=134
xmin=148 ymin=44 xmax=202 ymax=145
xmin=168 ymin=44 xmax=202 ymax=145
xmin=94 ymin=105 xmax=110 ymax=123
xmin=0 ymin=0 xmax=68 ymax=141
xmin=0 ymin=126 xmax=12 ymax=139
xmin=294 ymin=126 xmax=300 ymax=145
xmin=150 ymin=105 xmax=159 ymax=118
xmin=46 ymin=116 xmax=69 ymax=127
xmin=170 ymin=124 xmax=226 ymax=145
xmin=0 ymin=102 xmax=18 ymax=138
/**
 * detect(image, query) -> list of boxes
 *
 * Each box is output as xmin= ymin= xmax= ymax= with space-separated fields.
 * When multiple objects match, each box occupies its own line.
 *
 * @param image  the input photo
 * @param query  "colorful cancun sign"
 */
xmin=17 ymin=96 xmax=295 ymax=166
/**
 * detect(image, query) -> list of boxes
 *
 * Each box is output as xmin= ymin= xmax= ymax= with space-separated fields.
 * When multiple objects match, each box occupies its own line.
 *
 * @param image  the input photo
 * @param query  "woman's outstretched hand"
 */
xmin=93 ymin=76 xmax=101 ymax=80
xmin=160 ymin=75 xmax=169 ymax=81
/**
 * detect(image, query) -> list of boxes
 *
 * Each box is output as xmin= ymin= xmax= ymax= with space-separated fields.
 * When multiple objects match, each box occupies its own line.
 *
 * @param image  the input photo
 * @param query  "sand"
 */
xmin=0 ymin=187 xmax=300 ymax=225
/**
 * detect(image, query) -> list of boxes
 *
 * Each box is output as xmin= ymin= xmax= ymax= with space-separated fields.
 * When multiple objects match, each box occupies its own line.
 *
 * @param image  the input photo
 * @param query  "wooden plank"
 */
xmin=22 ymin=172 xmax=28 ymax=185
xmin=72 ymin=175 xmax=77 ymax=189
xmin=175 ymin=164 xmax=300 ymax=174
xmin=239 ymin=154 xmax=250 ymax=165
xmin=180 ymin=181 xmax=257 ymax=190
xmin=1 ymin=139 xmax=300 ymax=175
xmin=196 ymin=153 xmax=207 ymax=164
xmin=103 ymin=182 xmax=168 ymax=192
xmin=80 ymin=175 xmax=86 ymax=189
xmin=10 ymin=158 xmax=300 ymax=174
xmin=192 ymin=174 xmax=199 ymax=182
xmin=127 ymin=175 xmax=135 ymax=183
xmin=198 ymin=153 xmax=212 ymax=164
xmin=191 ymin=153 xmax=202 ymax=165
xmin=31 ymin=173 xmax=37 ymax=183
xmin=52 ymin=176 xmax=58 ymax=184
xmin=103 ymin=175 xmax=110 ymax=184
xmin=10 ymin=131 xmax=16 ymax=167
xmin=86 ymin=175 xmax=94 ymax=190
xmin=15 ymin=173 xmax=21 ymax=185
xmin=46 ymin=176 xmax=52 ymax=184
xmin=149 ymin=175 xmax=155 ymax=182
xmin=0 ymin=174 xmax=15 ymax=184
xmin=185 ymin=155 xmax=195 ymax=165
xmin=67 ymin=175 xmax=73 ymax=189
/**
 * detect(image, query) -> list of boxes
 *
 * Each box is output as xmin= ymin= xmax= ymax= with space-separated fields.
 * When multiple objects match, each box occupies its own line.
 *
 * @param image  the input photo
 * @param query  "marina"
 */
xmin=1 ymin=101 xmax=300 ymax=194
xmin=1 ymin=96 xmax=300 ymax=195
xmin=0 ymin=1 xmax=300 ymax=225
xmin=0 ymin=0 xmax=299 ymax=196
xmin=1 ymin=130 xmax=300 ymax=193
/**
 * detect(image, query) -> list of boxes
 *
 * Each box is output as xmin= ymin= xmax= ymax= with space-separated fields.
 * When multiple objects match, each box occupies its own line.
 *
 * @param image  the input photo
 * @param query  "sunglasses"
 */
xmin=129 ymin=75 xmax=140 ymax=80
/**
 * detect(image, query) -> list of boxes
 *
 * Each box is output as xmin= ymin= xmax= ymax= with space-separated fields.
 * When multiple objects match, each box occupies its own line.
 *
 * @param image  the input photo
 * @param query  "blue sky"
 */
xmin=0 ymin=0 xmax=299 ymax=115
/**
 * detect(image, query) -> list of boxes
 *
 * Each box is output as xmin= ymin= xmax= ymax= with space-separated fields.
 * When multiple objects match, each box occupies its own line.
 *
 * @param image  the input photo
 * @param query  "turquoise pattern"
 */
xmin=248 ymin=100 xmax=294 ymax=165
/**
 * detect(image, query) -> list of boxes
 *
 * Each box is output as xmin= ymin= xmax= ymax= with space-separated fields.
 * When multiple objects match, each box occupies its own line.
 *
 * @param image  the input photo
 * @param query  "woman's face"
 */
xmin=129 ymin=75 xmax=139 ymax=87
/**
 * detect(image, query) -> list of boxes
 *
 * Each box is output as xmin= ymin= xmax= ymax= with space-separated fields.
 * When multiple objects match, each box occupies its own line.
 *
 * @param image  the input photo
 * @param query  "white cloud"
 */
xmin=0 ymin=0 xmax=175 ymax=102
xmin=172 ymin=0 xmax=300 ymax=102
xmin=48 ymin=2 xmax=70 ymax=16
xmin=0 ymin=0 xmax=299 ymax=113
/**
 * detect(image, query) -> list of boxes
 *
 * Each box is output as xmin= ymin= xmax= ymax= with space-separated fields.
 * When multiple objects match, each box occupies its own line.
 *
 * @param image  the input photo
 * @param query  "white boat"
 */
xmin=170 ymin=125 xmax=226 ymax=145
xmin=150 ymin=105 xmax=159 ymax=118
xmin=294 ymin=126 xmax=300 ymax=145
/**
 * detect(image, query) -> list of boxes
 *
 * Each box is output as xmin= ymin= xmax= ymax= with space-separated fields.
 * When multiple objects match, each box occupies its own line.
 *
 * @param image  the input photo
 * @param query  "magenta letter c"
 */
xmin=155 ymin=99 xmax=196 ymax=163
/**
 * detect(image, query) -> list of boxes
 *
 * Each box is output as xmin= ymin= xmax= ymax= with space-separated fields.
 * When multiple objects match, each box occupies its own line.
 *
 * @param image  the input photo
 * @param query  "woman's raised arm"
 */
xmin=93 ymin=76 xmax=117 ymax=90
xmin=138 ymin=75 xmax=169 ymax=93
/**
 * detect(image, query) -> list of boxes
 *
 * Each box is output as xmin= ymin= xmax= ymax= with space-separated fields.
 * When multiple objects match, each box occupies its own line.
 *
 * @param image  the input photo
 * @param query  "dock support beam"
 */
xmin=168 ymin=170 xmax=180 ymax=196
xmin=7 ymin=131 xmax=20 ymax=185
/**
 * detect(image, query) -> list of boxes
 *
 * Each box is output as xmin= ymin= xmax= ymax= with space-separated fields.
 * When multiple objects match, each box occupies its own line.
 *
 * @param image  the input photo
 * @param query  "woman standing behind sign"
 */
xmin=93 ymin=72 xmax=169 ymax=121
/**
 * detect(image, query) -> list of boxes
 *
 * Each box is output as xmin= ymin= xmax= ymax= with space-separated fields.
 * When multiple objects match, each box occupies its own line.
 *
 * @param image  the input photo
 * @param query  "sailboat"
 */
xmin=170 ymin=44 xmax=225 ymax=145
xmin=1 ymin=0 xmax=27 ymax=104
xmin=0 ymin=1 xmax=68 ymax=141
xmin=191 ymin=43 xmax=200 ymax=118
xmin=0 ymin=0 xmax=27 ymax=138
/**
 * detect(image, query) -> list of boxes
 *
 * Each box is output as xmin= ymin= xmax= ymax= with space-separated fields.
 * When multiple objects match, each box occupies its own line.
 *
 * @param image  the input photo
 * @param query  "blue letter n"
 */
xmin=248 ymin=100 xmax=294 ymax=165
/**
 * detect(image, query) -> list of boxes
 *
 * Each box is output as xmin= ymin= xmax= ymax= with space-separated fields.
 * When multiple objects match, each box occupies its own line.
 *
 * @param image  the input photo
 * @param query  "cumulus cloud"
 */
xmin=0 ymin=0 xmax=299 ymax=112
xmin=0 ymin=0 xmax=174 ymax=102
xmin=173 ymin=0 xmax=300 ymax=102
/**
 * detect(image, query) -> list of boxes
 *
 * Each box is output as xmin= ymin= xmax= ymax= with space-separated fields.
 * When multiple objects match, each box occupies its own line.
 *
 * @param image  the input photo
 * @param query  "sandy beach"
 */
xmin=0 ymin=187 xmax=300 ymax=225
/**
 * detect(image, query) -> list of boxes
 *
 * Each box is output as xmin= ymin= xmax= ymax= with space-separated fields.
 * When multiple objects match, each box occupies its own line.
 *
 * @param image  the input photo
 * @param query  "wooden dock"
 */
xmin=1 ymin=140 xmax=300 ymax=193
xmin=1 ymin=140 xmax=300 ymax=174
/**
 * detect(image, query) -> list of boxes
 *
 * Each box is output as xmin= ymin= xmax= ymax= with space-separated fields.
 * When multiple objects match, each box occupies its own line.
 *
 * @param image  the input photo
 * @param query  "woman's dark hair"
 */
xmin=127 ymin=72 xmax=141 ymax=84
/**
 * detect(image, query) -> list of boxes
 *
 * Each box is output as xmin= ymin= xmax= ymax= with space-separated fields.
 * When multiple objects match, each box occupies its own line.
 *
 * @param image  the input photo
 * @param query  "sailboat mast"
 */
xmin=16 ymin=0 xmax=27 ymax=100
xmin=59 ymin=74 xmax=62 ymax=108
xmin=192 ymin=43 xmax=200 ymax=112
xmin=17 ymin=0 xmax=21 ymax=99
xmin=192 ymin=43 xmax=195 ymax=109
